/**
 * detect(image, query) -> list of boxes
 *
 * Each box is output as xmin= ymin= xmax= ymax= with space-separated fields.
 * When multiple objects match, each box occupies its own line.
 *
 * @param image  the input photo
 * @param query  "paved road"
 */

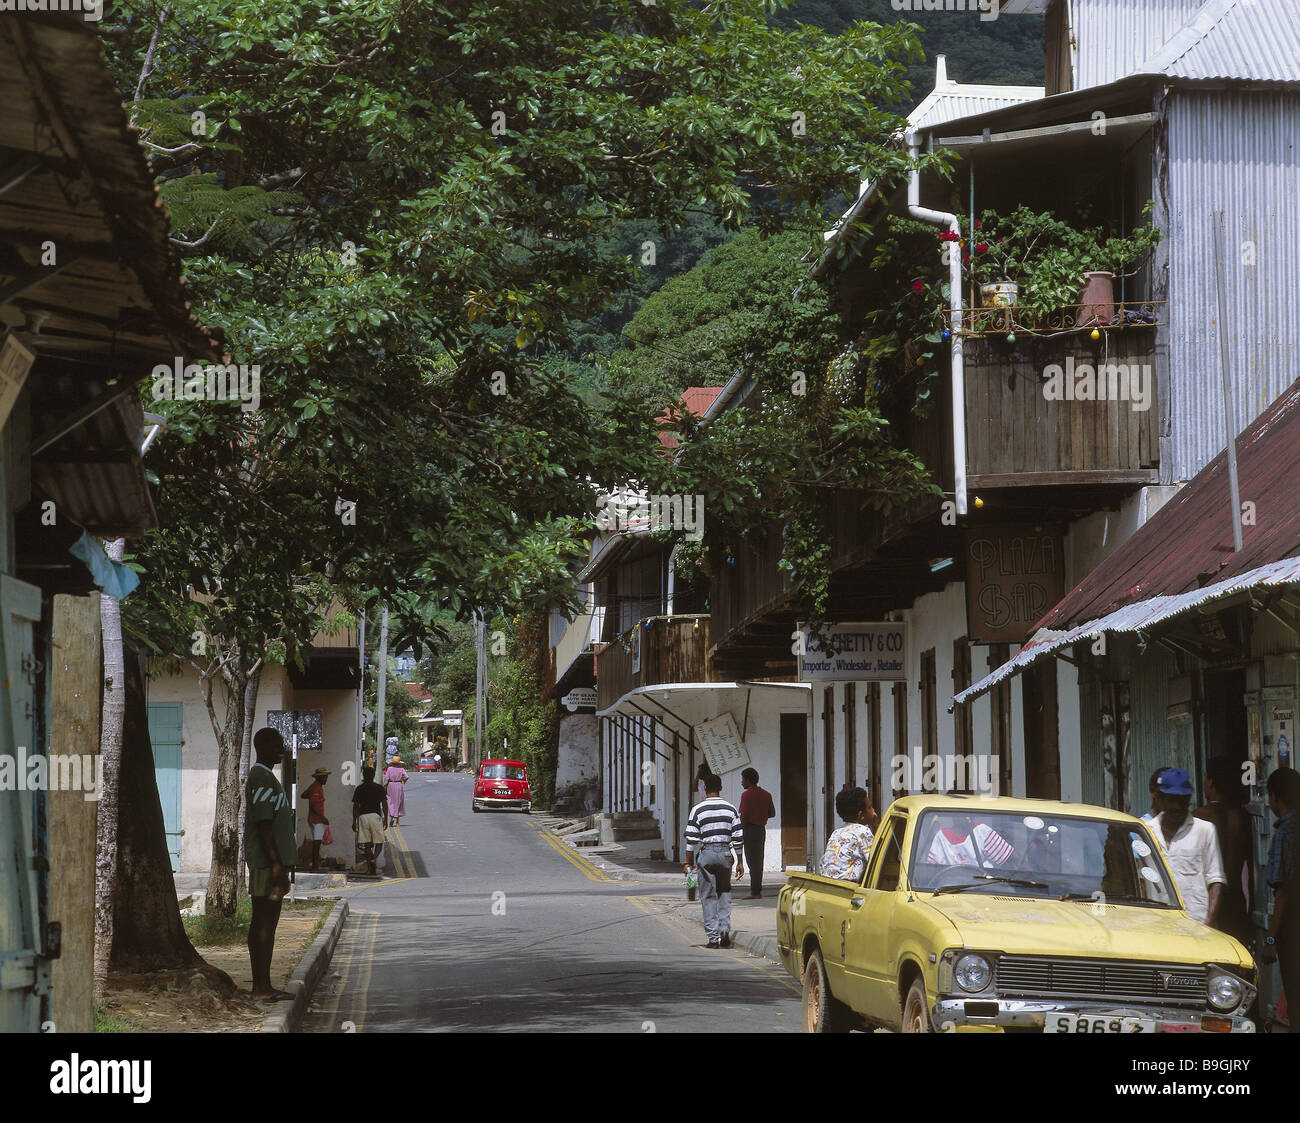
xmin=302 ymin=771 xmax=801 ymax=1032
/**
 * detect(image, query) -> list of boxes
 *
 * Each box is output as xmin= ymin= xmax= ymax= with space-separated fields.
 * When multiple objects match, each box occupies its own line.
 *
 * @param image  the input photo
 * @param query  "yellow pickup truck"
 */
xmin=776 ymin=795 xmax=1257 ymax=1033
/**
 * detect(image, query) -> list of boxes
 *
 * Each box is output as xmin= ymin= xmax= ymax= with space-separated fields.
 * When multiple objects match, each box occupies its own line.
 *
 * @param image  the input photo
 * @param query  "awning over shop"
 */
xmin=598 ymin=681 xmax=811 ymax=736
xmin=954 ymin=556 xmax=1300 ymax=709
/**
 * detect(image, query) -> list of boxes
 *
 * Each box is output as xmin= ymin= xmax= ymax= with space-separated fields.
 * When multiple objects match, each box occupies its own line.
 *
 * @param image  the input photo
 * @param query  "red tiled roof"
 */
xmin=402 ymin=682 xmax=432 ymax=702
xmin=656 ymin=387 xmax=725 ymax=450
xmin=1039 ymin=379 xmax=1300 ymax=630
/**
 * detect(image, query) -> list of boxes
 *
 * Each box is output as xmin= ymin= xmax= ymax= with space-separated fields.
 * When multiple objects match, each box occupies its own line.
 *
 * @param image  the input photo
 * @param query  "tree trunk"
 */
xmin=111 ymin=655 xmax=199 ymax=970
xmin=92 ymin=538 xmax=126 ymax=1005
xmin=203 ymin=652 xmax=248 ymax=918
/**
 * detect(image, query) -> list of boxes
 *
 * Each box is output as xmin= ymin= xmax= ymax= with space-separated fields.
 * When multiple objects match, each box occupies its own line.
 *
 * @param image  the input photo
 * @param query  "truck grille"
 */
xmin=996 ymin=956 xmax=1206 ymax=1007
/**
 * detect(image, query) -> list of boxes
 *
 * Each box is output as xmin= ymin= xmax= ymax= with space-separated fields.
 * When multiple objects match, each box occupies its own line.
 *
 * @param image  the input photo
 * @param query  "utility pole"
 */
xmin=357 ymin=607 xmax=366 ymax=767
xmin=474 ymin=611 xmax=487 ymax=767
xmin=1213 ymin=211 xmax=1244 ymax=553
xmin=375 ymin=605 xmax=389 ymax=764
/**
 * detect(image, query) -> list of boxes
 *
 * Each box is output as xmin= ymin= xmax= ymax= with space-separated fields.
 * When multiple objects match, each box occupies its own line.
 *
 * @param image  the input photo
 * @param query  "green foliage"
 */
xmin=966 ymin=203 xmax=1162 ymax=314
xmin=611 ymin=225 xmax=940 ymax=626
xmin=104 ymin=0 xmax=927 ymax=665
xmin=773 ymin=0 xmax=1045 ymax=96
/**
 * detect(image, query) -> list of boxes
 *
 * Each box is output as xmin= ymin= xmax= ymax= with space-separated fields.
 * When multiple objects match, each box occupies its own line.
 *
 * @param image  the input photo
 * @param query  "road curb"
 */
xmin=261 ymin=897 xmax=350 ymax=1033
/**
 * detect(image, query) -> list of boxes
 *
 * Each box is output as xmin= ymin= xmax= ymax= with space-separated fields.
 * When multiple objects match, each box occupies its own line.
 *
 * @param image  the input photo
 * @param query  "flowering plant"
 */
xmin=967 ymin=203 xmax=1161 ymax=314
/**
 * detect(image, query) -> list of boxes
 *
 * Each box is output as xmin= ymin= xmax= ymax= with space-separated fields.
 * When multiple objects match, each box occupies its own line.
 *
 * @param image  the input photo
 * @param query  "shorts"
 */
xmin=248 ymin=866 xmax=276 ymax=898
xmin=311 ymin=823 xmax=326 ymax=841
xmin=356 ymin=813 xmax=385 ymax=845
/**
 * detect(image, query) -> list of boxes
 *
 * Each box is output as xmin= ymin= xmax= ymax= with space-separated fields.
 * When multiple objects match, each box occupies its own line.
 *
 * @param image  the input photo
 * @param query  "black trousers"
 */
xmin=743 ymin=824 xmax=766 ymax=896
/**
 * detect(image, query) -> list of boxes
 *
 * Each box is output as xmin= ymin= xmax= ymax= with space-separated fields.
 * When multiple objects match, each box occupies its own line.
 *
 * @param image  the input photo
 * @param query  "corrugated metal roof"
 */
xmin=906 ymin=82 xmax=1044 ymax=134
xmin=1073 ymin=0 xmax=1206 ymax=89
xmin=1042 ymin=378 xmax=1300 ymax=629
xmin=954 ymin=556 xmax=1300 ymax=707
xmin=1137 ymin=0 xmax=1300 ymax=83
xmin=817 ymin=58 xmax=1042 ymax=256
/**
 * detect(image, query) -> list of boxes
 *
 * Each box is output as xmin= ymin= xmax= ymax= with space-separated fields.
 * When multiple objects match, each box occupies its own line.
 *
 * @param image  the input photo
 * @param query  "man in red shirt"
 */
xmin=738 ymin=767 xmax=776 ymax=899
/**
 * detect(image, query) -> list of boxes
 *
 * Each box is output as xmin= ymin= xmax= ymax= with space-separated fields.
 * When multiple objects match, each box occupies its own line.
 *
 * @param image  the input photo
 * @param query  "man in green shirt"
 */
xmin=245 ymin=727 xmax=297 ymax=1000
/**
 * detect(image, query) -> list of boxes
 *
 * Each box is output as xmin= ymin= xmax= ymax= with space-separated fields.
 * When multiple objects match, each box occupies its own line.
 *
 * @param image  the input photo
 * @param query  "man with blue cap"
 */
xmin=1152 ymin=767 xmax=1225 ymax=927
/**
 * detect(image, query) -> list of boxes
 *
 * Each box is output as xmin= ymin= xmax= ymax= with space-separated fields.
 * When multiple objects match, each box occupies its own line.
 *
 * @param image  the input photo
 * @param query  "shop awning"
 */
xmin=953 ymin=555 xmax=1300 ymax=709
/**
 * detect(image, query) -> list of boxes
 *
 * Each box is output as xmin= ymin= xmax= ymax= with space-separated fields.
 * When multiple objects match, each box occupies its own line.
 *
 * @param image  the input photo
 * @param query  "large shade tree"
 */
xmin=101 ymin=0 xmax=928 ymax=921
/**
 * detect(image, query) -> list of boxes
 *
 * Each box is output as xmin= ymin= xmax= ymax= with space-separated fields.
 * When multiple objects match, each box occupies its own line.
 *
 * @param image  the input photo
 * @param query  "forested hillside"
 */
xmin=566 ymin=2 xmax=1045 ymax=403
xmin=777 ymin=1 xmax=1045 ymax=91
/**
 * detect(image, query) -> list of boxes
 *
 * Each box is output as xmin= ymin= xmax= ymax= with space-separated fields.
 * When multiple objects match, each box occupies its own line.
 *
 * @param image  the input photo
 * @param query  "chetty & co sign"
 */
xmin=796 ymin=622 xmax=908 ymax=681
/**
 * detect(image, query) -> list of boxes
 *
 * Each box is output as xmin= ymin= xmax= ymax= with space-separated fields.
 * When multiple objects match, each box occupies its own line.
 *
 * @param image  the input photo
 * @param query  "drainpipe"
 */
xmin=907 ymin=129 xmax=967 ymax=516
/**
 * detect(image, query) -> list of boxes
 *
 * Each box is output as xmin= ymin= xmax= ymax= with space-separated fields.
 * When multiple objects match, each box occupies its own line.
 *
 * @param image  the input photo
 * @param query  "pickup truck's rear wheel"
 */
xmin=802 ymin=948 xmax=853 ymax=1033
xmin=902 ymin=977 xmax=932 ymax=1033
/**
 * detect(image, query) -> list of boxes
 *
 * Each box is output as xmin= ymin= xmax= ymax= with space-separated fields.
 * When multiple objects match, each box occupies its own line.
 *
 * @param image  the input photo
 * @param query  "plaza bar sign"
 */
xmin=964 ymin=525 xmax=1064 ymax=644
xmin=797 ymin=622 xmax=908 ymax=681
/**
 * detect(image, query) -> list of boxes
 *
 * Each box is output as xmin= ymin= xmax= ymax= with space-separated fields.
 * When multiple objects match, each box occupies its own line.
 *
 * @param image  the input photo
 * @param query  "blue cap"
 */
xmin=1157 ymin=767 xmax=1194 ymax=796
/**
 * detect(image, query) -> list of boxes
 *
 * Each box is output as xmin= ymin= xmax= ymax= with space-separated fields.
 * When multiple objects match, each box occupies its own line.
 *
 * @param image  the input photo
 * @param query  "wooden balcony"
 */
xmin=596 ymin=615 xmax=712 ymax=711
xmin=963 ymin=329 xmax=1159 ymax=487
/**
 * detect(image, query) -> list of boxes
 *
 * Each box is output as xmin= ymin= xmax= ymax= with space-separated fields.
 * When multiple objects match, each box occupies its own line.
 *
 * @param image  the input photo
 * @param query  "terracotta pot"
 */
xmin=1079 ymin=270 xmax=1115 ymax=326
xmin=980 ymin=281 xmax=1018 ymax=309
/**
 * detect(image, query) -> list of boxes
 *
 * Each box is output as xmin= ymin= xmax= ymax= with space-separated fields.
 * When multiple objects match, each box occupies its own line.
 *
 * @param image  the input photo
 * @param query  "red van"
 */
xmin=472 ymin=758 xmax=531 ymax=813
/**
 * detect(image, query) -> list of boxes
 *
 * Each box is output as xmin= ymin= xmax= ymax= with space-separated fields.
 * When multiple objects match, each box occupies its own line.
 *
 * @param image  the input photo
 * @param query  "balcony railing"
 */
xmin=962 ymin=329 xmax=1160 ymax=485
xmin=596 ymin=615 xmax=711 ymax=711
xmin=941 ymin=300 xmax=1162 ymax=338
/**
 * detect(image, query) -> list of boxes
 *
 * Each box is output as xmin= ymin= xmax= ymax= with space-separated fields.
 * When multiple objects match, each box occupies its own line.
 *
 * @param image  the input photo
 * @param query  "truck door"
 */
xmin=841 ymin=814 xmax=906 ymax=1024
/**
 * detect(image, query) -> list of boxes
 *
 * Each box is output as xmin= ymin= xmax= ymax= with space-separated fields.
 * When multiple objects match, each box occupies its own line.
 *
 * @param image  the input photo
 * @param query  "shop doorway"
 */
xmin=780 ymin=712 xmax=808 ymax=868
xmin=1201 ymin=667 xmax=1248 ymax=797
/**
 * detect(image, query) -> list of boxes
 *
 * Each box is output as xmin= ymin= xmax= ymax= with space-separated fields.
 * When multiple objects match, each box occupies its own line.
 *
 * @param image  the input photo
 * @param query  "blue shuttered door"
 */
xmin=147 ymin=703 xmax=183 ymax=871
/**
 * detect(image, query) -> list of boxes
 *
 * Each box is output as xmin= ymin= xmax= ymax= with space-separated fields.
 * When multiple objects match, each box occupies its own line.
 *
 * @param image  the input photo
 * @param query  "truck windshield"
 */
xmin=908 ymin=810 xmax=1178 ymax=907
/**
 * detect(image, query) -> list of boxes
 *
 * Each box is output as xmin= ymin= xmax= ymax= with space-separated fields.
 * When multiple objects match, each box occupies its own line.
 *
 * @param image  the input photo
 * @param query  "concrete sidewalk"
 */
xmin=537 ymin=817 xmax=786 ymax=967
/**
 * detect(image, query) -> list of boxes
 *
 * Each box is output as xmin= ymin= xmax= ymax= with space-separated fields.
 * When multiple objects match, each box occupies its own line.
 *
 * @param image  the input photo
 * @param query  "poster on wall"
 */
xmin=266 ymin=708 xmax=324 ymax=752
xmin=1272 ymin=703 xmax=1293 ymax=770
xmin=694 ymin=712 xmax=749 ymax=775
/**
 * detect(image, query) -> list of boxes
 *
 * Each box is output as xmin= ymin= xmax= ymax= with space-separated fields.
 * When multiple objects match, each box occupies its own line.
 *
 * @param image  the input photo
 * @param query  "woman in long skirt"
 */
xmin=385 ymin=759 xmax=408 ymax=826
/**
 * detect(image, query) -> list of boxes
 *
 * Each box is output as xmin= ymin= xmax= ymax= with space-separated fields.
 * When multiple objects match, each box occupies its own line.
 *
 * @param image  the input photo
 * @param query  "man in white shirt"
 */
xmin=1152 ymin=767 xmax=1224 ymax=926
xmin=925 ymin=817 xmax=1016 ymax=867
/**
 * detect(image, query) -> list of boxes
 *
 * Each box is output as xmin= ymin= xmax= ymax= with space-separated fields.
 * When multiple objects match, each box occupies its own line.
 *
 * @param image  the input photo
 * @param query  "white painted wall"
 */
xmin=148 ymin=662 xmax=361 ymax=873
xmin=556 ymin=712 xmax=599 ymax=797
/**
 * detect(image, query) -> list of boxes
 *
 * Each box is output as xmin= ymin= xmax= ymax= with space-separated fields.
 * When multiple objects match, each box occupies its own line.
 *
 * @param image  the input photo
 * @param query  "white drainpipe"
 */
xmin=907 ymin=129 xmax=967 ymax=517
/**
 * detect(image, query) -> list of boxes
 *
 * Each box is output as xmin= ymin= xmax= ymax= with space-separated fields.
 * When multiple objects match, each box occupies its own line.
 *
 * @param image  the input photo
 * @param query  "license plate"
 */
xmin=1045 ymin=1014 xmax=1155 ymax=1034
xmin=494 ymin=789 xmax=511 ymax=796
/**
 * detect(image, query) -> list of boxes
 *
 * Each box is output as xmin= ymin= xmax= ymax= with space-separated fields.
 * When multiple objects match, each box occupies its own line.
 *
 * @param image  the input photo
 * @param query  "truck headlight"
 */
xmin=1206 ymin=966 xmax=1248 ymax=1012
xmin=954 ymin=954 xmax=992 ymax=993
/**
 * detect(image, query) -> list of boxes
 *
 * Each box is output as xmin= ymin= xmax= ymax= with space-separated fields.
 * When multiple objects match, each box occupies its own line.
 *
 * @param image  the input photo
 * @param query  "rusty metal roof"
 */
xmin=954 ymin=556 xmax=1300 ymax=708
xmin=1039 ymin=378 xmax=1300 ymax=631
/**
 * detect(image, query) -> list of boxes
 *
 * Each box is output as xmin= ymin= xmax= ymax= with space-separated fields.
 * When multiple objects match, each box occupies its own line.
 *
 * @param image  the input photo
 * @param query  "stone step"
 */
xmin=611 ymin=825 xmax=662 ymax=843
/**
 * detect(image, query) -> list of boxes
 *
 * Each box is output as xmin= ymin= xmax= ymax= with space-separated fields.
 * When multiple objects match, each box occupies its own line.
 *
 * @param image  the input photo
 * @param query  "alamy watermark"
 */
xmin=891 ymin=0 xmax=1000 ymax=22
xmin=1 ymin=748 xmax=104 ymax=801
xmin=152 ymin=358 xmax=261 ymax=412
xmin=1 ymin=0 xmax=102 ymax=21
xmin=892 ymin=751 xmax=997 ymax=796
xmin=1042 ymin=357 xmax=1152 ymax=413
xmin=595 ymin=491 xmax=704 ymax=542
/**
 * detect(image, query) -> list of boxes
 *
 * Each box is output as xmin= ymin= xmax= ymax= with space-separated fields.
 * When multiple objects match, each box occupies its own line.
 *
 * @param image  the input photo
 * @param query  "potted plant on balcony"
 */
xmin=970 ymin=204 xmax=1161 ymax=322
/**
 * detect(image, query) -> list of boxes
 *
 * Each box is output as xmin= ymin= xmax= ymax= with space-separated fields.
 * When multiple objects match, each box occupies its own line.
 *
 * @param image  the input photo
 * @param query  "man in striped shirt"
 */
xmin=684 ymin=772 xmax=744 ymax=948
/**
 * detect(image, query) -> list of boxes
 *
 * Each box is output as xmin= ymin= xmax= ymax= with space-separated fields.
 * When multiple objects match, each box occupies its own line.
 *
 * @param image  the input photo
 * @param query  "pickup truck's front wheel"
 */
xmin=802 ymin=948 xmax=853 ymax=1033
xmin=902 ymin=977 xmax=932 ymax=1033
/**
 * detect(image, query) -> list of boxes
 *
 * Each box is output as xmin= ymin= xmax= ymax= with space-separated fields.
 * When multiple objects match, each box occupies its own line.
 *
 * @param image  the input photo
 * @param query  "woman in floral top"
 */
xmin=820 ymin=786 xmax=879 ymax=882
